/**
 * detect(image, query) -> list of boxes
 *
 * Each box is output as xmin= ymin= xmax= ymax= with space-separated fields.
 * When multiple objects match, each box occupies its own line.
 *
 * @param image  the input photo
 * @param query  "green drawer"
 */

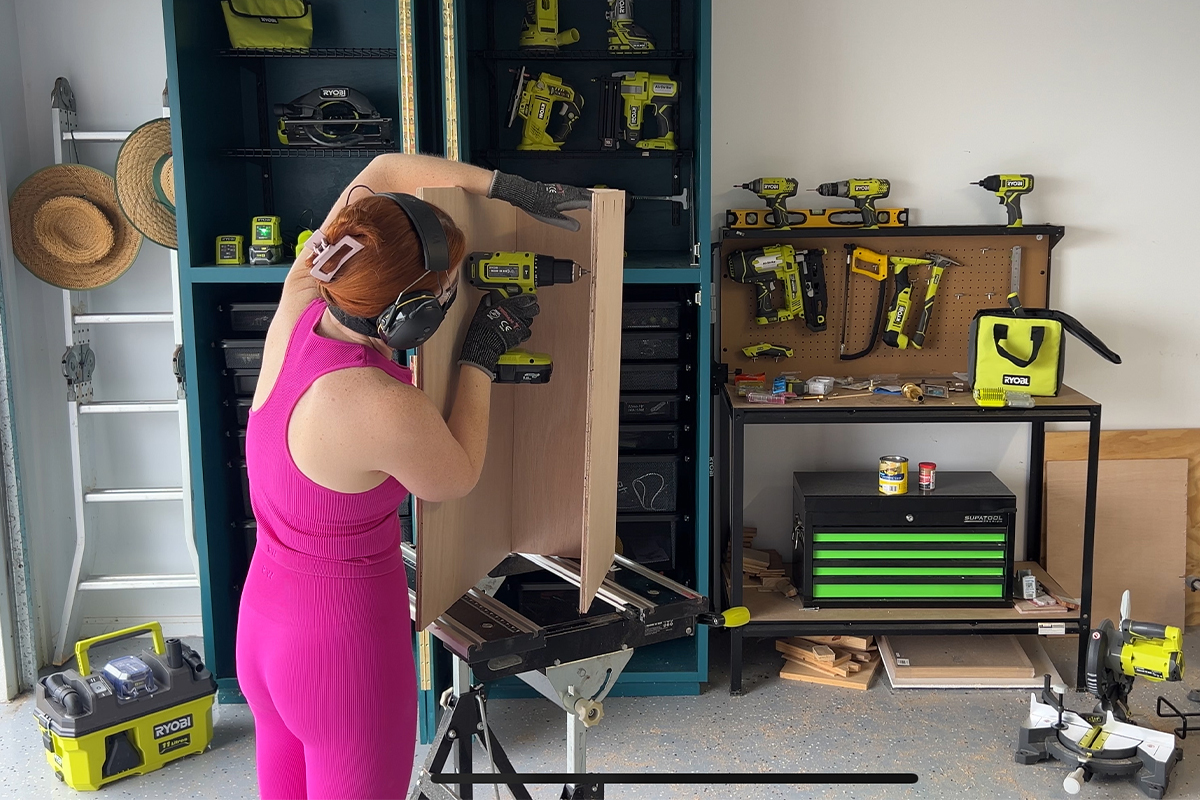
xmin=813 ymin=583 xmax=1006 ymax=599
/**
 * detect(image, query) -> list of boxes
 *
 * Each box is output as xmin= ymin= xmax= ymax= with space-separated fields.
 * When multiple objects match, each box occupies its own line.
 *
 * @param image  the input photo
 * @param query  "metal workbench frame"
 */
xmin=715 ymin=385 xmax=1101 ymax=694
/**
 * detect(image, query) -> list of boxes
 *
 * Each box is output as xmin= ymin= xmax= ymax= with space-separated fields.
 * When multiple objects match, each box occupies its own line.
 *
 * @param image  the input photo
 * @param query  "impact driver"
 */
xmin=972 ymin=174 xmax=1034 ymax=227
xmin=467 ymin=251 xmax=585 ymax=383
xmin=734 ymin=178 xmax=798 ymax=230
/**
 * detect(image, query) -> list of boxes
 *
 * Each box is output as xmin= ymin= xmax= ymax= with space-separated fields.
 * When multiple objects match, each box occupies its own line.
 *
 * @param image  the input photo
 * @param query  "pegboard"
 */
xmin=718 ymin=228 xmax=1060 ymax=379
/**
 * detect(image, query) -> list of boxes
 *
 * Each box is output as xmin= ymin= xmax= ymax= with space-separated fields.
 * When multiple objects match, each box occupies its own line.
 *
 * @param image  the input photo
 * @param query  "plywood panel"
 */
xmin=511 ymin=189 xmax=625 ymax=612
xmin=1045 ymin=430 xmax=1200 ymax=626
xmin=414 ymin=187 xmax=519 ymax=629
xmin=718 ymin=233 xmax=1051 ymax=380
xmin=879 ymin=636 xmax=1062 ymax=689
xmin=1045 ymin=459 xmax=1187 ymax=631
xmin=883 ymin=635 xmax=1033 ymax=679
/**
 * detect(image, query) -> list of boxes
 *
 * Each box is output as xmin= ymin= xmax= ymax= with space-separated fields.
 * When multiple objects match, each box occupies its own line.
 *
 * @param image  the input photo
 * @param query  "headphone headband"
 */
xmin=377 ymin=192 xmax=451 ymax=275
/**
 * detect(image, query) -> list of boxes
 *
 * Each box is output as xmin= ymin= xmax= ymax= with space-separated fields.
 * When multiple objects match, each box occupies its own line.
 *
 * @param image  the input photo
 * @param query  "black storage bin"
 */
xmin=231 ymin=396 xmax=253 ymax=426
xmin=234 ymin=428 xmax=247 ymax=457
xmin=239 ymin=461 xmax=252 ymax=517
xmin=792 ymin=471 xmax=1017 ymax=608
xmin=228 ymin=303 xmax=279 ymax=333
xmin=622 ymin=301 xmax=681 ymax=330
xmin=618 ymin=424 xmax=683 ymax=452
xmin=240 ymin=518 xmax=257 ymax=562
xmin=228 ymin=369 xmax=260 ymax=396
xmin=221 ymin=339 xmax=265 ymax=369
xmin=618 ymin=394 xmax=682 ymax=422
xmin=621 ymin=331 xmax=686 ymax=360
xmin=616 ymin=513 xmax=678 ymax=570
xmin=621 ymin=363 xmax=688 ymax=392
xmin=617 ymin=455 xmax=681 ymax=513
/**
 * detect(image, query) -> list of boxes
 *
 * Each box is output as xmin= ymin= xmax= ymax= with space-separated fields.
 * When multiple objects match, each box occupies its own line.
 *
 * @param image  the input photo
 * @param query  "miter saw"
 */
xmin=274 ymin=86 xmax=394 ymax=148
xmin=507 ymin=67 xmax=583 ymax=151
xmin=1016 ymin=590 xmax=1185 ymax=798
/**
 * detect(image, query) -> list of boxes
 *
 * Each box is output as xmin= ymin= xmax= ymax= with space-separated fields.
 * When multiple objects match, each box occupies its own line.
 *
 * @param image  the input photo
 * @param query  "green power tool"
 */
xmin=607 ymin=0 xmax=655 ymax=51
xmin=880 ymin=254 xmax=932 ymax=349
xmin=467 ymin=251 xmax=586 ymax=384
xmin=519 ymin=0 xmax=579 ymax=52
xmin=972 ymin=174 xmax=1034 ymax=227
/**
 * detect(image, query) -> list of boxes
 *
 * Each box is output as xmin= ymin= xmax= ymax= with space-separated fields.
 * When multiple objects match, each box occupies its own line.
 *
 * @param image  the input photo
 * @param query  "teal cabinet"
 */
xmin=163 ymin=0 xmax=711 ymax=714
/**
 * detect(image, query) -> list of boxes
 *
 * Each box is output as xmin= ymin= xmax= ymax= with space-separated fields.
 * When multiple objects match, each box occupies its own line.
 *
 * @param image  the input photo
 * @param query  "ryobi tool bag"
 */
xmin=968 ymin=294 xmax=1120 ymax=396
xmin=221 ymin=0 xmax=313 ymax=50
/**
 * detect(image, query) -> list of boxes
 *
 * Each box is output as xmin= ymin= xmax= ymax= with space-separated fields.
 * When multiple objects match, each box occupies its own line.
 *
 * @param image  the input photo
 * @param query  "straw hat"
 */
xmin=9 ymin=164 xmax=143 ymax=290
xmin=115 ymin=118 xmax=177 ymax=249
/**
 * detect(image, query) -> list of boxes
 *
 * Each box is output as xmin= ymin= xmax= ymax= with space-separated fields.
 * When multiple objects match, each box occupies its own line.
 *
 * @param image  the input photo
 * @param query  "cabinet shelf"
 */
xmin=189 ymin=266 xmax=290 ymax=284
xmin=223 ymin=146 xmax=397 ymax=159
xmin=217 ymin=47 xmax=397 ymax=59
xmin=474 ymin=49 xmax=693 ymax=62
xmin=624 ymin=251 xmax=699 ymax=283
xmin=477 ymin=148 xmax=691 ymax=160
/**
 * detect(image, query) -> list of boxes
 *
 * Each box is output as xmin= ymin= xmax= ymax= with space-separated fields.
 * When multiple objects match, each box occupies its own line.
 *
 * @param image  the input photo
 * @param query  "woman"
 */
xmin=236 ymin=153 xmax=591 ymax=799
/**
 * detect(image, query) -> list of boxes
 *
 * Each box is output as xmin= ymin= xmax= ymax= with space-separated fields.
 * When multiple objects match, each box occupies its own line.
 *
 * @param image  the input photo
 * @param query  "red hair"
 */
xmin=311 ymin=194 xmax=466 ymax=317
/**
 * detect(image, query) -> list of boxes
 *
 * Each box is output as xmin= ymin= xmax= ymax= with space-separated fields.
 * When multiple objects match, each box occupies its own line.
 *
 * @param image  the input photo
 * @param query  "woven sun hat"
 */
xmin=114 ymin=118 xmax=177 ymax=249
xmin=9 ymin=164 xmax=143 ymax=290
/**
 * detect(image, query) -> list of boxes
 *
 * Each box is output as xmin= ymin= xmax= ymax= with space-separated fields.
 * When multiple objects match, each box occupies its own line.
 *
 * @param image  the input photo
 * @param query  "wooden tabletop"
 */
xmin=724 ymin=382 xmax=1099 ymax=413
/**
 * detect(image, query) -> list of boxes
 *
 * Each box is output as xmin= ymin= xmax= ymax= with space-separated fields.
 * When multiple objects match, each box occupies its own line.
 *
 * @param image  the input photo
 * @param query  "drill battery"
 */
xmin=34 ymin=623 xmax=216 ymax=791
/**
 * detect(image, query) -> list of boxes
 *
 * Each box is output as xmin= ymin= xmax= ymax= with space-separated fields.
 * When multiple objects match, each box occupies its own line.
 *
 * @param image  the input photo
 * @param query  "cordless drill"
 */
xmin=734 ymin=178 xmax=798 ymax=230
xmin=727 ymin=245 xmax=827 ymax=332
xmin=972 ymin=174 xmax=1034 ymax=227
xmin=519 ymin=0 xmax=579 ymax=52
xmin=467 ymin=251 xmax=584 ymax=384
xmin=809 ymin=179 xmax=891 ymax=229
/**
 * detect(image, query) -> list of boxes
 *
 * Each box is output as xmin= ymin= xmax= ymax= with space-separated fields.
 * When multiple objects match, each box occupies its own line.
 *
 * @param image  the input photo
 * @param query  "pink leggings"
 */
xmin=237 ymin=547 xmax=417 ymax=799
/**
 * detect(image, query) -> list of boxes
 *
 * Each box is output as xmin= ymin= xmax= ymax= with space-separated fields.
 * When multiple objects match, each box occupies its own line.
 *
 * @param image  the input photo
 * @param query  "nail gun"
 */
xmin=467 ymin=251 xmax=586 ymax=384
xmin=727 ymin=245 xmax=827 ymax=332
xmin=598 ymin=71 xmax=678 ymax=151
xmin=508 ymin=68 xmax=583 ymax=151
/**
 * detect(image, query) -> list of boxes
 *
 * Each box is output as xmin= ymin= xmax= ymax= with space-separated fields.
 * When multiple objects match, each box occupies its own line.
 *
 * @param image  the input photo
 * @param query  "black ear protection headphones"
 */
xmin=326 ymin=191 xmax=457 ymax=351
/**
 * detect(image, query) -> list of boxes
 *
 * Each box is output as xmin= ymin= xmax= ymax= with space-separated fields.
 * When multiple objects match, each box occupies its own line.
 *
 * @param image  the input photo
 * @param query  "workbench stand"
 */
xmin=715 ymin=385 xmax=1102 ymax=694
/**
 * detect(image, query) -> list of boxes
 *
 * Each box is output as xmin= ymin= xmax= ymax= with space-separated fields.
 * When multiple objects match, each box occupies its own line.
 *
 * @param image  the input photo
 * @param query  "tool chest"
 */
xmin=791 ymin=471 xmax=1017 ymax=607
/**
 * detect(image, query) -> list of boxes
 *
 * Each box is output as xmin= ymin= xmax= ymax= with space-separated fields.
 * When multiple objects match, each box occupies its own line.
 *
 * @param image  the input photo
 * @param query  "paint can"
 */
xmin=879 ymin=456 xmax=908 ymax=495
xmin=919 ymin=462 xmax=936 ymax=492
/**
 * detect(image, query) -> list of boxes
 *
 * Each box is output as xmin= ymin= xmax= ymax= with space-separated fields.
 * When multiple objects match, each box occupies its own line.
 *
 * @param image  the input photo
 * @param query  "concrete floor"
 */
xmin=3 ymin=634 xmax=1200 ymax=799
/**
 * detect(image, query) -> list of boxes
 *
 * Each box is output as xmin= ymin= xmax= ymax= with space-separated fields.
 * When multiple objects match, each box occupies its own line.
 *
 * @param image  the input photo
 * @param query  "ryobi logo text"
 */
xmin=258 ymin=17 xmax=279 ymax=23
xmin=1002 ymin=374 xmax=1031 ymax=386
xmin=320 ymin=88 xmax=349 ymax=100
xmin=153 ymin=714 xmax=194 ymax=740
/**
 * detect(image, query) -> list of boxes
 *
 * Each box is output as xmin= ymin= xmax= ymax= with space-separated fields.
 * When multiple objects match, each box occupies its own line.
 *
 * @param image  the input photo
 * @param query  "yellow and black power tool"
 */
xmin=972 ymin=174 xmax=1034 ymax=227
xmin=274 ymin=86 xmax=393 ymax=148
xmin=809 ymin=178 xmax=891 ymax=230
xmin=1087 ymin=589 xmax=1184 ymax=722
xmin=508 ymin=68 xmax=583 ymax=151
xmin=727 ymin=244 xmax=827 ymax=332
xmin=519 ymin=0 xmax=578 ymax=52
xmin=606 ymin=0 xmax=655 ymax=51
xmin=34 ymin=622 xmax=217 ymax=790
xmin=733 ymin=178 xmax=798 ymax=230
xmin=598 ymin=71 xmax=678 ymax=151
xmin=467 ymin=251 xmax=585 ymax=384
xmin=880 ymin=254 xmax=933 ymax=349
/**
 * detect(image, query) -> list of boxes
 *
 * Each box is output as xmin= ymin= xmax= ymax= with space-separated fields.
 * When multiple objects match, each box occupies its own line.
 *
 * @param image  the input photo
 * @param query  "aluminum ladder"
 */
xmin=50 ymin=77 xmax=197 ymax=664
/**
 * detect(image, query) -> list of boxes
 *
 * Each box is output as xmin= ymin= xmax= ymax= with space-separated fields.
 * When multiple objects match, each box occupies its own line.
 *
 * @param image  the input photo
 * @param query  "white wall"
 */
xmin=712 ymin=1 xmax=1200 ymax=554
xmin=4 ymin=0 xmax=198 ymax=660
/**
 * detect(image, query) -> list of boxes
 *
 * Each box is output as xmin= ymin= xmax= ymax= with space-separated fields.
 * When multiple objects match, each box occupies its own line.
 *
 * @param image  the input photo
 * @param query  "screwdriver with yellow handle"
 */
xmin=911 ymin=253 xmax=962 ymax=349
xmin=698 ymin=606 xmax=751 ymax=628
xmin=881 ymin=255 xmax=932 ymax=349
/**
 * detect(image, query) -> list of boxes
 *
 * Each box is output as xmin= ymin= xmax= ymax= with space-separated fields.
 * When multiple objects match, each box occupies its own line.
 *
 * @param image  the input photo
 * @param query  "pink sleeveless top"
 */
xmin=245 ymin=298 xmax=410 ymax=578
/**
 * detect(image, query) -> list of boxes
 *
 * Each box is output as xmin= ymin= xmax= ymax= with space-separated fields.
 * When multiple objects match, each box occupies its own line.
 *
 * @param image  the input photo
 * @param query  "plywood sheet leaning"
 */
xmin=1045 ymin=430 xmax=1200 ymax=626
xmin=883 ymin=635 xmax=1033 ymax=679
xmin=510 ymin=189 xmax=624 ymax=612
xmin=415 ymin=188 xmax=520 ymax=630
xmin=878 ymin=636 xmax=1062 ymax=689
xmin=1045 ymin=458 xmax=1188 ymax=631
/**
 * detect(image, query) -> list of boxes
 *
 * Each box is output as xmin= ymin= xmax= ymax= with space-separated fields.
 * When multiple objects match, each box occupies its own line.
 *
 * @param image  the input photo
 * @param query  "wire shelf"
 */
xmin=478 ymin=149 xmax=693 ymax=160
xmin=223 ymin=146 xmax=397 ymax=159
xmin=475 ymin=49 xmax=693 ymax=61
xmin=217 ymin=47 xmax=397 ymax=59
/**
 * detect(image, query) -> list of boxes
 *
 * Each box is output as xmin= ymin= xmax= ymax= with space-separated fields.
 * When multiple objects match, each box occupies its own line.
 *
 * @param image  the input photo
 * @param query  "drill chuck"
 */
xmin=535 ymin=256 xmax=582 ymax=286
xmin=813 ymin=181 xmax=847 ymax=198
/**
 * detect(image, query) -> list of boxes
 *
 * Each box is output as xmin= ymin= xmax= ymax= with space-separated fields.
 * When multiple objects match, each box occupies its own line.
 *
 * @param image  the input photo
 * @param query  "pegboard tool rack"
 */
xmin=711 ymin=224 xmax=1101 ymax=695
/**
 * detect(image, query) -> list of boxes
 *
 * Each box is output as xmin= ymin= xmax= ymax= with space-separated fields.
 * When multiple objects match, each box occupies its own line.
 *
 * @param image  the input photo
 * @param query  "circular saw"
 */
xmin=274 ymin=86 xmax=393 ymax=148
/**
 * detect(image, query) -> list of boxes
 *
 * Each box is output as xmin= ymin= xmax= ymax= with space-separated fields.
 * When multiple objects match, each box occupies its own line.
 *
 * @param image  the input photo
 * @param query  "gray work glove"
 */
xmin=487 ymin=171 xmax=592 ymax=232
xmin=458 ymin=292 xmax=540 ymax=380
